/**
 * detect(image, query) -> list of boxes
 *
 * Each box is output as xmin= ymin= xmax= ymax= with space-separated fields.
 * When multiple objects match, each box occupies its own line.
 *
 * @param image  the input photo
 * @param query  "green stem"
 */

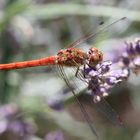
xmin=26 ymin=3 xmax=140 ymax=21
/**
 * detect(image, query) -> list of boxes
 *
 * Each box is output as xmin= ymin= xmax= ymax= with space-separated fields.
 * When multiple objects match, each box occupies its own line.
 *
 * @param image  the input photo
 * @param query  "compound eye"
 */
xmin=98 ymin=52 xmax=103 ymax=61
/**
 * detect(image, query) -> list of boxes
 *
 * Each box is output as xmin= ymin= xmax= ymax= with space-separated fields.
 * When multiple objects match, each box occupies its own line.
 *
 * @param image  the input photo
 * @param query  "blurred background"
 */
xmin=0 ymin=0 xmax=140 ymax=140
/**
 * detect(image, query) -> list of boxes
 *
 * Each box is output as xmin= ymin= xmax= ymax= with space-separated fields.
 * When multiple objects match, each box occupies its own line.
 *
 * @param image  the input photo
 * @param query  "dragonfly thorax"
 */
xmin=56 ymin=47 xmax=103 ymax=67
xmin=57 ymin=47 xmax=88 ymax=66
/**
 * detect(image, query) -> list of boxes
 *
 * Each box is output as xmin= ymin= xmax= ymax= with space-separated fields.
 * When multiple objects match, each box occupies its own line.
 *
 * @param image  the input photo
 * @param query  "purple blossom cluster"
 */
xmin=82 ymin=38 xmax=140 ymax=102
xmin=82 ymin=61 xmax=129 ymax=103
xmin=119 ymin=39 xmax=140 ymax=74
xmin=0 ymin=104 xmax=36 ymax=139
xmin=0 ymin=104 xmax=64 ymax=140
xmin=45 ymin=130 xmax=64 ymax=140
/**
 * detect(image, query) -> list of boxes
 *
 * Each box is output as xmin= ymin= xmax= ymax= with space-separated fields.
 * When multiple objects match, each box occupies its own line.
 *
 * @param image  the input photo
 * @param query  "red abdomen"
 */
xmin=0 ymin=56 xmax=57 ymax=70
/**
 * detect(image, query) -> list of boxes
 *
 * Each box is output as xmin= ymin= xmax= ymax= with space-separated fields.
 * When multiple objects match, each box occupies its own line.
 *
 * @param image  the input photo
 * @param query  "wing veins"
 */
xmin=67 ymin=17 xmax=126 ymax=48
xmin=58 ymin=65 xmax=98 ymax=138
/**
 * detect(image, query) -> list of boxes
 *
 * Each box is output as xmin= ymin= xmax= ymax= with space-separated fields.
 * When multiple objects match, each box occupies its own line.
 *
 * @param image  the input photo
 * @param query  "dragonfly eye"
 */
xmin=98 ymin=52 xmax=103 ymax=61
xmin=88 ymin=47 xmax=103 ymax=66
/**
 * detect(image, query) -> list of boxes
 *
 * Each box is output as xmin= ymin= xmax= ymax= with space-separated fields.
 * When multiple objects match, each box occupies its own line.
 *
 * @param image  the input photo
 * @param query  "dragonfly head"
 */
xmin=88 ymin=47 xmax=103 ymax=67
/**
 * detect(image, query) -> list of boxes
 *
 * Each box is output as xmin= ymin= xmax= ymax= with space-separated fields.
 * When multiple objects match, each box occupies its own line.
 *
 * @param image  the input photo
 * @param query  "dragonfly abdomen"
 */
xmin=0 ymin=56 xmax=57 ymax=70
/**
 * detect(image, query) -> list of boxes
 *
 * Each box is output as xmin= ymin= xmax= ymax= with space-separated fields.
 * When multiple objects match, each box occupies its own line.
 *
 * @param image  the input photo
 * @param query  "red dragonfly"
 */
xmin=0 ymin=17 xmax=125 ymax=71
xmin=0 ymin=17 xmax=126 ymax=137
xmin=0 ymin=47 xmax=102 ymax=70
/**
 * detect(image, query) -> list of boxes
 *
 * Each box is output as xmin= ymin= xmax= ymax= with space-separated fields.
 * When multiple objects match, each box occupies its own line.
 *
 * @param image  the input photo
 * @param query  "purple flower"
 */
xmin=45 ymin=130 xmax=64 ymax=140
xmin=81 ymin=61 xmax=129 ymax=103
xmin=76 ymin=38 xmax=140 ymax=129
xmin=0 ymin=104 xmax=17 ymax=118
xmin=0 ymin=104 xmax=36 ymax=137
xmin=8 ymin=120 xmax=36 ymax=137
xmin=113 ymin=38 xmax=140 ymax=74
xmin=48 ymin=100 xmax=64 ymax=111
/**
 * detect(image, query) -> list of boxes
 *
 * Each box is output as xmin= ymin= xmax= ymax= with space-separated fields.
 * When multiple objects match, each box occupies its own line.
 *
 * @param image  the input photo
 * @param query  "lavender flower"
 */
xmin=48 ymin=100 xmax=64 ymax=111
xmin=115 ymin=38 xmax=140 ymax=74
xmin=81 ymin=61 xmax=129 ymax=103
xmin=82 ymin=38 xmax=140 ymax=103
xmin=45 ymin=130 xmax=64 ymax=140
xmin=0 ymin=104 xmax=36 ymax=138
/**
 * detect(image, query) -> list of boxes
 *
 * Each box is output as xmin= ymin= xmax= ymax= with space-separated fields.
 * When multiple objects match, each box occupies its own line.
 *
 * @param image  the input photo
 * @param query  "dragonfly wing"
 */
xmin=94 ymin=98 xmax=125 ymax=128
xmin=73 ymin=63 xmax=124 ymax=128
xmin=66 ymin=17 xmax=126 ymax=48
xmin=58 ymin=65 xmax=98 ymax=138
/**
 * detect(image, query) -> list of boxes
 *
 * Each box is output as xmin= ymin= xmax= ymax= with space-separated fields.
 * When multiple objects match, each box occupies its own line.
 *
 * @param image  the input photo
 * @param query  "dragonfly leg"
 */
xmin=75 ymin=63 xmax=87 ymax=77
xmin=83 ymin=64 xmax=86 ymax=78
xmin=75 ymin=66 xmax=80 ymax=77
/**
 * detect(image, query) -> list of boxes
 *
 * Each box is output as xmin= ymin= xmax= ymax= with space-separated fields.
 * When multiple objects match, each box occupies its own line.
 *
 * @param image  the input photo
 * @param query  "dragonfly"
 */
xmin=0 ymin=47 xmax=102 ymax=71
xmin=0 ymin=17 xmax=125 ymax=71
xmin=0 ymin=17 xmax=126 ymax=137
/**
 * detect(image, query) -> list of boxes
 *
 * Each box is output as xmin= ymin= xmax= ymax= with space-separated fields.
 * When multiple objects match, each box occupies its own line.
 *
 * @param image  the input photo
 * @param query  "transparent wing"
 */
xmin=66 ymin=17 xmax=126 ymax=49
xmin=58 ymin=65 xmax=98 ymax=138
xmin=94 ymin=98 xmax=125 ymax=127
xmin=75 ymin=66 xmax=125 ymax=128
